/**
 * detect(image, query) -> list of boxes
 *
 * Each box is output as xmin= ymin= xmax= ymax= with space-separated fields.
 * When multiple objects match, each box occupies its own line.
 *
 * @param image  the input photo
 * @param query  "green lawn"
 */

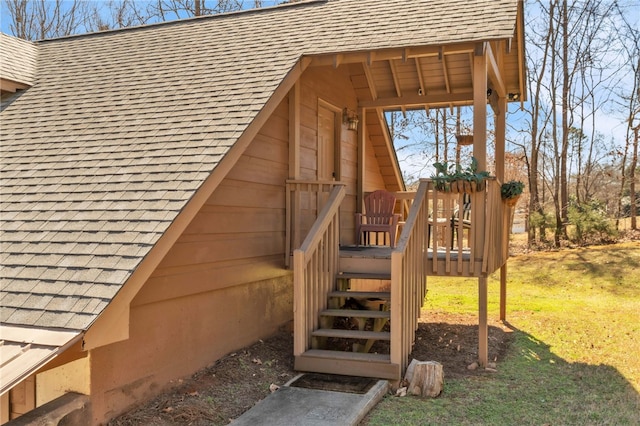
xmin=365 ymin=241 xmax=640 ymax=425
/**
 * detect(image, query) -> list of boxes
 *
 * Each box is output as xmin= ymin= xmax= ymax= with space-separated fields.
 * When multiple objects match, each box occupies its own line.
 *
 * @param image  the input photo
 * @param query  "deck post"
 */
xmin=478 ymin=276 xmax=488 ymax=367
xmin=500 ymin=264 xmax=507 ymax=321
xmin=357 ymin=107 xmax=365 ymax=215
xmin=472 ymin=44 xmax=488 ymax=267
xmin=495 ymin=96 xmax=506 ymax=183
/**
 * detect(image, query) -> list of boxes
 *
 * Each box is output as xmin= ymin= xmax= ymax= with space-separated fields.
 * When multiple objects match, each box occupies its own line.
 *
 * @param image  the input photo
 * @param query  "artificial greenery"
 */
xmin=500 ymin=180 xmax=525 ymax=200
xmin=431 ymin=157 xmax=491 ymax=192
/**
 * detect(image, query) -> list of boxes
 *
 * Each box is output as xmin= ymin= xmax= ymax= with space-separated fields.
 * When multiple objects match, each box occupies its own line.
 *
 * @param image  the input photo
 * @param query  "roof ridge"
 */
xmin=35 ymin=0 xmax=328 ymax=44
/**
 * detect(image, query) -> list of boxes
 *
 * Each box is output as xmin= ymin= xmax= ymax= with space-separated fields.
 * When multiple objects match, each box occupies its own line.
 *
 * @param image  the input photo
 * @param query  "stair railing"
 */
xmin=293 ymin=184 xmax=346 ymax=357
xmin=390 ymin=180 xmax=430 ymax=374
xmin=285 ymin=180 xmax=344 ymax=267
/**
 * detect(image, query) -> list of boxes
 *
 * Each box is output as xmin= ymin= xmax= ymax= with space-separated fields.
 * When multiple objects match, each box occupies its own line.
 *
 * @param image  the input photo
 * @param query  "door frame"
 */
xmin=317 ymin=99 xmax=342 ymax=181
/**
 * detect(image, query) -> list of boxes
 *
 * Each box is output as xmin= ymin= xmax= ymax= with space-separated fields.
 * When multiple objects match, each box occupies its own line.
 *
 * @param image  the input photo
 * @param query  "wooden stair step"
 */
xmin=311 ymin=328 xmax=391 ymax=340
xmin=329 ymin=291 xmax=390 ymax=300
xmin=321 ymin=309 xmax=390 ymax=319
xmin=337 ymin=272 xmax=391 ymax=280
xmin=295 ymin=349 xmax=400 ymax=379
xmin=301 ymin=349 xmax=390 ymax=362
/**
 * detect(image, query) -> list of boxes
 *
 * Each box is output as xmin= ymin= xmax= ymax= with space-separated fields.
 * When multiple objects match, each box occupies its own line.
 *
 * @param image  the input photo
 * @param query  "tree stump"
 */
xmin=404 ymin=359 xmax=444 ymax=398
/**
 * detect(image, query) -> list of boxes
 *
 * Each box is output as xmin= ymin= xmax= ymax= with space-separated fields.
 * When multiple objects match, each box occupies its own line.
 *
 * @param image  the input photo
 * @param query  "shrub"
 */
xmin=567 ymin=200 xmax=617 ymax=244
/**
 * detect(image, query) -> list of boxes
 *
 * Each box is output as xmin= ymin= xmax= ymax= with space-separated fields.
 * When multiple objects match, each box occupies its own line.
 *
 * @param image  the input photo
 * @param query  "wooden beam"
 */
xmin=495 ymin=96 xmax=507 ymax=181
xmin=362 ymin=62 xmax=378 ymax=101
xmin=415 ymin=57 xmax=426 ymax=96
xmin=307 ymin=43 xmax=477 ymax=68
xmin=500 ymin=264 xmax=507 ymax=321
xmin=289 ymin=81 xmax=301 ymax=179
xmin=472 ymin=49 xmax=487 ymax=266
xmin=441 ymin=48 xmax=451 ymax=93
xmin=473 ymin=51 xmax=487 ymax=170
xmin=375 ymin=108 xmax=405 ymax=191
xmin=333 ymin=54 xmax=343 ymax=69
xmin=359 ymin=91 xmax=473 ymax=109
xmin=388 ymin=59 xmax=402 ymax=97
xmin=357 ymin=106 xmax=365 ymax=213
xmin=486 ymin=42 xmax=506 ymax=98
xmin=478 ymin=277 xmax=488 ymax=367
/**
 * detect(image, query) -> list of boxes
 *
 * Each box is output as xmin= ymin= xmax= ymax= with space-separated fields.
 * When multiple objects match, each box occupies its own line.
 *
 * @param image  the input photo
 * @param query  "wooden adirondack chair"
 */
xmin=451 ymin=193 xmax=472 ymax=247
xmin=355 ymin=190 xmax=401 ymax=248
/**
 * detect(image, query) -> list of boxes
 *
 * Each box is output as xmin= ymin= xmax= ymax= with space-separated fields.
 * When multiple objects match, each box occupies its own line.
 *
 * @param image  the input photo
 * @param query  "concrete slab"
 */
xmin=231 ymin=378 xmax=388 ymax=426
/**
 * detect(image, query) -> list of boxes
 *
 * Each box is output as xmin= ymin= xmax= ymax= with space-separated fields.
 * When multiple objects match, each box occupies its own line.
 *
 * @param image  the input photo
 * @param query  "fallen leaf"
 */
xmin=187 ymin=390 xmax=199 ymax=397
xmin=162 ymin=407 xmax=174 ymax=413
xmin=269 ymin=384 xmax=280 ymax=393
xmin=252 ymin=358 xmax=263 ymax=365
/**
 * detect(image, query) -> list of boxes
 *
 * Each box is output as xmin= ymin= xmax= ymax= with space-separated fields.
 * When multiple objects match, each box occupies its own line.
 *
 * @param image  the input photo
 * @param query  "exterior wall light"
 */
xmin=343 ymin=108 xmax=359 ymax=131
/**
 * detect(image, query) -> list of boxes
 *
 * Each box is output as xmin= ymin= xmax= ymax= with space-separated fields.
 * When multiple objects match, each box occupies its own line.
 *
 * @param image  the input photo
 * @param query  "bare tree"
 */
xmin=2 ymin=0 xmax=279 ymax=40
xmin=85 ymin=0 xmax=152 ymax=32
xmin=3 ymin=0 xmax=89 ymax=40
xmin=613 ymin=3 xmax=640 ymax=230
xmin=149 ymin=0 xmax=267 ymax=20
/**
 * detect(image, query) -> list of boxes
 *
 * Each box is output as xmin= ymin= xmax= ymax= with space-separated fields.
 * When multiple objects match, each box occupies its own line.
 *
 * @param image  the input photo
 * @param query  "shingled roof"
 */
xmin=0 ymin=33 xmax=38 ymax=87
xmin=0 ymin=0 xmax=520 ymax=391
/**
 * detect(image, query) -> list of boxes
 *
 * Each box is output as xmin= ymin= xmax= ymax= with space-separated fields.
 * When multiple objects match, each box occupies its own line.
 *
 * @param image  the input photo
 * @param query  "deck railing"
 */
xmin=482 ymin=179 xmax=510 ymax=274
xmin=286 ymin=180 xmax=344 ymax=267
xmin=292 ymin=184 xmax=346 ymax=357
xmin=422 ymin=178 xmax=509 ymax=276
xmin=390 ymin=181 xmax=429 ymax=373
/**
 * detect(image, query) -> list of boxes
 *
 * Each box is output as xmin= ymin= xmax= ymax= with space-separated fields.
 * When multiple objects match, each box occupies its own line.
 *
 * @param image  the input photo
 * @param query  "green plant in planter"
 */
xmin=431 ymin=157 xmax=490 ymax=193
xmin=431 ymin=161 xmax=453 ymax=192
xmin=466 ymin=157 xmax=490 ymax=191
xmin=500 ymin=180 xmax=525 ymax=200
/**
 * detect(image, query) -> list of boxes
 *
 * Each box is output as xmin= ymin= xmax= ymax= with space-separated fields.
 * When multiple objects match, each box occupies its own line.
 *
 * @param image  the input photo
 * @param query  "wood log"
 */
xmin=404 ymin=359 xmax=444 ymax=398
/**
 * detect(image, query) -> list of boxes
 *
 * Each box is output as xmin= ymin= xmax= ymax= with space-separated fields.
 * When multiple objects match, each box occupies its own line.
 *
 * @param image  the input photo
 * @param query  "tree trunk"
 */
xmin=631 ymin=125 xmax=639 ymax=230
xmin=404 ymin=359 xmax=444 ymax=398
xmin=560 ymin=0 xmax=570 ymax=241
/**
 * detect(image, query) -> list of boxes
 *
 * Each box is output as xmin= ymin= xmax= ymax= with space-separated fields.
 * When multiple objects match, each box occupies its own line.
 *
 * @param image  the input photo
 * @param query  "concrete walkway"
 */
xmin=231 ymin=375 xmax=389 ymax=426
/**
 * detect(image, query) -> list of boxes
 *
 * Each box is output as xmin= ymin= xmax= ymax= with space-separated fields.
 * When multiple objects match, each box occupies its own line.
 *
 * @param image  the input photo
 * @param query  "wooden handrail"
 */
xmin=299 ymin=185 xmax=345 ymax=257
xmin=293 ymin=185 xmax=346 ymax=357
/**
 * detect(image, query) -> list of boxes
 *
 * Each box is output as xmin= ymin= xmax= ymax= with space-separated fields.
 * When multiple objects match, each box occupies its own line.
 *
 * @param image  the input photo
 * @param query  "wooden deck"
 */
xmin=292 ymin=180 xmax=513 ymax=381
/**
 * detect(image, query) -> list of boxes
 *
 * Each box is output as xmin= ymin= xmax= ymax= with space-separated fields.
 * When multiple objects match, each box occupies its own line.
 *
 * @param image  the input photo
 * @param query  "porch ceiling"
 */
xmin=313 ymin=39 xmax=524 ymax=112
xmin=308 ymin=26 xmax=525 ymax=191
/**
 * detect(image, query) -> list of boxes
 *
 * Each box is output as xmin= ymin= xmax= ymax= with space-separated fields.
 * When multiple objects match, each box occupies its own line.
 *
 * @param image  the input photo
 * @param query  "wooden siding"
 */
xmin=297 ymin=65 xmax=388 ymax=245
xmin=89 ymin=98 xmax=295 ymax=424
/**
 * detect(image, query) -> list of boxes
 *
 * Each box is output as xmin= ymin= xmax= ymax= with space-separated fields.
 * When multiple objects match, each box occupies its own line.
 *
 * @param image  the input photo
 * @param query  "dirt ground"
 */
xmin=108 ymin=312 xmax=513 ymax=426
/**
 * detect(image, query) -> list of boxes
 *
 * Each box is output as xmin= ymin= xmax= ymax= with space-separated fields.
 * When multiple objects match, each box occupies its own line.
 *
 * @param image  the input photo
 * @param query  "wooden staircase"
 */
xmin=294 ymin=248 xmax=401 ymax=380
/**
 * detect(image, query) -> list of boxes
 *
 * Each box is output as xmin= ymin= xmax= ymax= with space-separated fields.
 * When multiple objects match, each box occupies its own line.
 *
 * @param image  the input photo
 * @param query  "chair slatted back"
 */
xmin=364 ymin=190 xmax=397 ymax=224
